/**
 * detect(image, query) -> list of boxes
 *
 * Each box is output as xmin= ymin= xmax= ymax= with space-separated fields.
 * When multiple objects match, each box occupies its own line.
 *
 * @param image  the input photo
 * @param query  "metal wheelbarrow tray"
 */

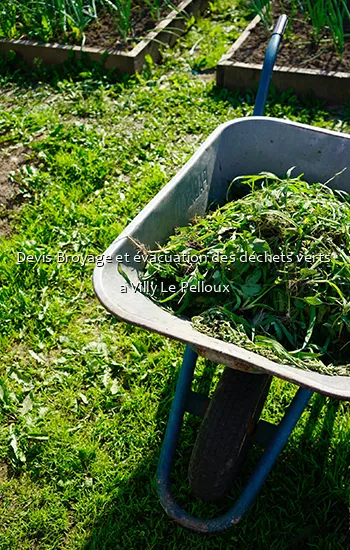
xmin=94 ymin=115 xmax=350 ymax=401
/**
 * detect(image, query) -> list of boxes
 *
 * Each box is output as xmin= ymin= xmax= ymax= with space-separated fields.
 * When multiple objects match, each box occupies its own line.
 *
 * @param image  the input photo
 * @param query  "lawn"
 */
xmin=0 ymin=1 xmax=349 ymax=548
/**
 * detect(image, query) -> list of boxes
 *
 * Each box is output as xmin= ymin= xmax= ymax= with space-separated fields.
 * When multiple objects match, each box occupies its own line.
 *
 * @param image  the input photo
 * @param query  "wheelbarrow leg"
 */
xmin=156 ymin=345 xmax=313 ymax=533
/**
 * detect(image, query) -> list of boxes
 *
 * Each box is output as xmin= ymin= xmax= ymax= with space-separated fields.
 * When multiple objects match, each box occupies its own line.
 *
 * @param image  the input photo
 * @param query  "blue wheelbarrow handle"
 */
xmin=156 ymin=346 xmax=312 ymax=533
xmin=254 ymin=14 xmax=288 ymax=116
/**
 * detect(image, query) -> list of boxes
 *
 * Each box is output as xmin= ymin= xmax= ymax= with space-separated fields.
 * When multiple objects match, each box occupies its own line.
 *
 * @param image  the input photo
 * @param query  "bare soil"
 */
xmin=0 ymin=145 xmax=30 ymax=237
xmin=0 ymin=462 xmax=8 ymax=484
xmin=24 ymin=1 xmax=182 ymax=52
xmin=84 ymin=5 xmax=175 ymax=51
xmin=232 ymin=8 xmax=350 ymax=72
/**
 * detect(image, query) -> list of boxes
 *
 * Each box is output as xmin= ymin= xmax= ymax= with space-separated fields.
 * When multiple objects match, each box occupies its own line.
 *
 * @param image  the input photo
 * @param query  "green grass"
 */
xmin=181 ymin=0 xmax=252 ymax=72
xmin=0 ymin=4 xmax=350 ymax=547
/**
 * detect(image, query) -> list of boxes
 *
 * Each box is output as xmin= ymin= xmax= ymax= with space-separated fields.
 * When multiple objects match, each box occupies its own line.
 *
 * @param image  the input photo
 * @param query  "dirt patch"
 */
xmin=0 ymin=462 xmax=8 ymax=484
xmin=0 ymin=145 xmax=30 ymax=237
xmin=232 ymin=7 xmax=350 ymax=72
xmin=83 ymin=6 xmax=173 ymax=52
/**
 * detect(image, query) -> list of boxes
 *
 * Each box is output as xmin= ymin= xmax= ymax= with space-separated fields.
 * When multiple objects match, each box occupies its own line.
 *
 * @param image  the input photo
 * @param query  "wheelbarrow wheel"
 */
xmin=188 ymin=367 xmax=271 ymax=502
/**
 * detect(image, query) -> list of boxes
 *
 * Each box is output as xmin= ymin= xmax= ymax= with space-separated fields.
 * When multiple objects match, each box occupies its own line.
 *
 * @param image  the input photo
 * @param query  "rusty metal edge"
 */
xmin=216 ymin=15 xmax=350 ymax=104
xmin=0 ymin=0 xmax=208 ymax=74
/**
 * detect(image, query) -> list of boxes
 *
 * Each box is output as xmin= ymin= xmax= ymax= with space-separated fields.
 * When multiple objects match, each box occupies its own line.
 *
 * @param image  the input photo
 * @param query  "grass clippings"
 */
xmin=142 ymin=172 xmax=350 ymax=376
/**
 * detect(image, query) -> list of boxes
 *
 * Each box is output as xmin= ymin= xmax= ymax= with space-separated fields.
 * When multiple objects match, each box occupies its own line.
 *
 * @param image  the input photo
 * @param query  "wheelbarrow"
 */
xmin=93 ymin=15 xmax=350 ymax=533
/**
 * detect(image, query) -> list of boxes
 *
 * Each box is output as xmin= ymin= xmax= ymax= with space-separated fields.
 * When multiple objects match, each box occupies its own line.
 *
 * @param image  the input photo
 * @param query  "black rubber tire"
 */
xmin=188 ymin=367 xmax=271 ymax=502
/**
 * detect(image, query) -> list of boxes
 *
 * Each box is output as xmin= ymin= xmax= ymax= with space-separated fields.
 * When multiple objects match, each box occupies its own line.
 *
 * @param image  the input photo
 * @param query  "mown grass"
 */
xmin=0 ymin=3 xmax=350 ymax=548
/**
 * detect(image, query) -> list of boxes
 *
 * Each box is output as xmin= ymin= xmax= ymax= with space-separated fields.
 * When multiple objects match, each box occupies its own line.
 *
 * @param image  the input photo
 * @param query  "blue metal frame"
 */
xmin=155 ymin=14 xmax=314 ymax=533
xmin=254 ymin=14 xmax=288 ymax=116
xmin=156 ymin=346 xmax=312 ymax=533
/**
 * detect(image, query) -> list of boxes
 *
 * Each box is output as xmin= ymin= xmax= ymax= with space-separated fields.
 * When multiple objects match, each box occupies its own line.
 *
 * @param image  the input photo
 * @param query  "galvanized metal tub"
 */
xmin=93 ymin=117 xmax=350 ymax=400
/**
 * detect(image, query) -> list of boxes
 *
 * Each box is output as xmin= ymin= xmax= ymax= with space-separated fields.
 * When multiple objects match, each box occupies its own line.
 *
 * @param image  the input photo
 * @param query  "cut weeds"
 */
xmin=142 ymin=172 xmax=350 ymax=376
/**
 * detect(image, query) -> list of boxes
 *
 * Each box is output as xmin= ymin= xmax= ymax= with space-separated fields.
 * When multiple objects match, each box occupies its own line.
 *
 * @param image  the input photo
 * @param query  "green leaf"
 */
xmin=117 ymin=263 xmax=131 ymax=285
xmin=260 ymin=171 xmax=280 ymax=180
xmin=246 ymin=269 xmax=262 ymax=284
xmin=110 ymin=379 xmax=120 ymax=395
xmin=9 ymin=434 xmax=26 ymax=463
xmin=28 ymin=349 xmax=45 ymax=364
xmin=241 ymin=283 xmax=261 ymax=297
xmin=286 ymin=166 xmax=296 ymax=178
xmin=27 ymin=434 xmax=49 ymax=441
xmin=300 ymin=268 xmax=318 ymax=278
xmin=304 ymin=296 xmax=323 ymax=306
xmin=252 ymin=238 xmax=269 ymax=253
xmin=20 ymin=393 xmax=33 ymax=416
xmin=79 ymin=392 xmax=88 ymax=405
xmin=300 ymin=305 xmax=317 ymax=350
xmin=213 ymin=270 xmax=221 ymax=285
xmin=144 ymin=54 xmax=154 ymax=69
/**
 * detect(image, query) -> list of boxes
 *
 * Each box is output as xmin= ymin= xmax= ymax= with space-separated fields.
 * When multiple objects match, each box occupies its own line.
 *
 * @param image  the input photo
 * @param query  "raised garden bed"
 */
xmin=217 ymin=13 xmax=350 ymax=104
xmin=0 ymin=0 xmax=207 ymax=73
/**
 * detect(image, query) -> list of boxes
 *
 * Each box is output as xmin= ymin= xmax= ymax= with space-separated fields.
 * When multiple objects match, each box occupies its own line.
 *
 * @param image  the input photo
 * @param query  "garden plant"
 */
xmin=250 ymin=0 xmax=350 ymax=56
xmin=0 ymin=0 xmax=180 ymax=45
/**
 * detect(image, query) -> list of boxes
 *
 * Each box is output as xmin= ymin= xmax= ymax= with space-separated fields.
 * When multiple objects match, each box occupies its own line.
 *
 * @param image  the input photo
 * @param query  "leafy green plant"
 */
xmin=142 ymin=0 xmax=164 ymax=21
xmin=0 ymin=2 xmax=18 ymax=39
xmin=103 ymin=0 xmax=132 ymax=41
xmin=300 ymin=0 xmax=328 ymax=42
xmin=0 ymin=0 xmax=100 ymax=43
xmin=298 ymin=0 xmax=349 ymax=55
xmin=250 ymin=0 xmax=272 ymax=30
xmin=65 ymin=0 xmax=99 ymax=43
xmin=327 ymin=0 xmax=347 ymax=56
